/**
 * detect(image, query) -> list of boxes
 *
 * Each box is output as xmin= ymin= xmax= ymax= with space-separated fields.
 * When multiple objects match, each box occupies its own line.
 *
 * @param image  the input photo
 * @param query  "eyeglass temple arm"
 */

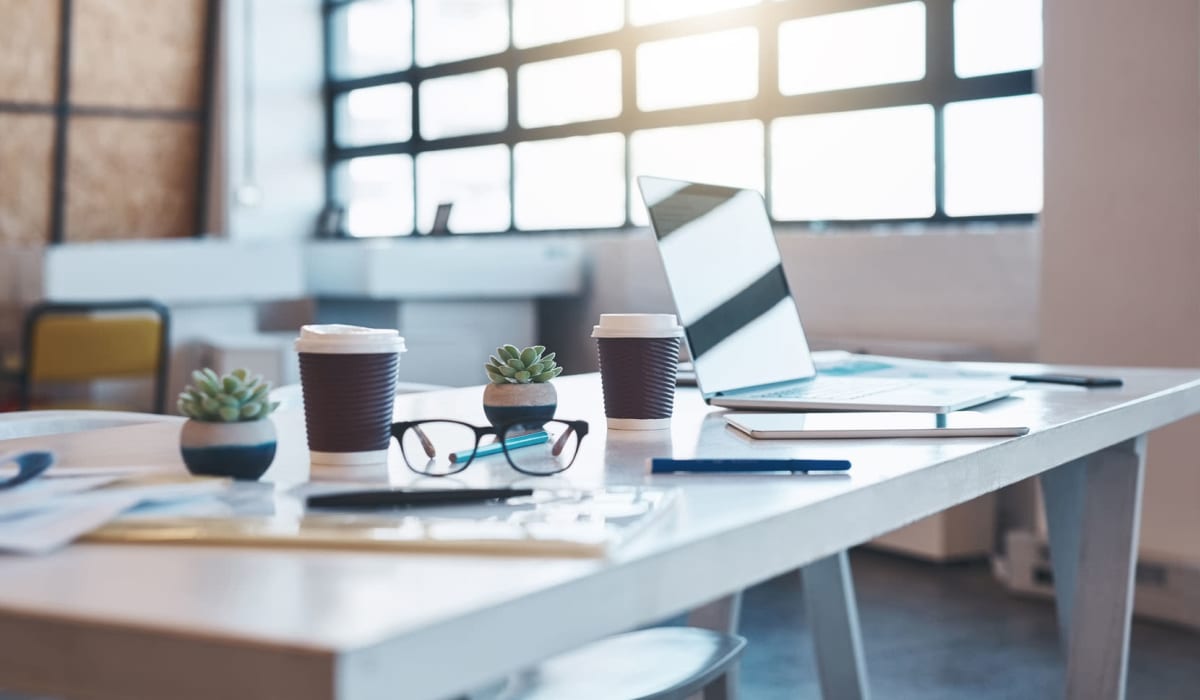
xmin=412 ymin=425 xmax=438 ymax=458
xmin=552 ymin=426 xmax=574 ymax=457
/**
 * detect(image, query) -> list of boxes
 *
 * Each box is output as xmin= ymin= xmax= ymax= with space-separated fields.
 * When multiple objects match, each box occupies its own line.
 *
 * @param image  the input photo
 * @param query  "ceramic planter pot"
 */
xmin=180 ymin=419 xmax=277 ymax=481
xmin=482 ymin=382 xmax=557 ymax=429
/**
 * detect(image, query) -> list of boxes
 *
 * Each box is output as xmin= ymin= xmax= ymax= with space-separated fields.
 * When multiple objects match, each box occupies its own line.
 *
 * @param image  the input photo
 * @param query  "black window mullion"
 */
xmin=324 ymin=0 xmax=1038 ymax=234
xmin=321 ymin=0 xmax=337 ymax=222
xmin=926 ymin=0 xmax=957 ymax=218
xmin=506 ymin=0 xmax=517 ymax=232
xmin=621 ymin=0 xmax=637 ymax=227
xmin=409 ymin=0 xmax=419 ymax=235
xmin=758 ymin=3 xmax=779 ymax=217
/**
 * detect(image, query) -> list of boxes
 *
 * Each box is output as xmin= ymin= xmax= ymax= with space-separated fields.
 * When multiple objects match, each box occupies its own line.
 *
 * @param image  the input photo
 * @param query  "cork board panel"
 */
xmin=64 ymin=116 xmax=199 ymax=241
xmin=0 ymin=0 xmax=61 ymax=103
xmin=70 ymin=0 xmax=207 ymax=111
xmin=0 ymin=113 xmax=55 ymax=245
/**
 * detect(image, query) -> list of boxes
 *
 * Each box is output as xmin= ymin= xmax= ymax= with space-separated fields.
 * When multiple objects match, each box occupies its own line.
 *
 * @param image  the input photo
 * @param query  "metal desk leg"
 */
xmin=801 ymin=551 xmax=871 ymax=700
xmin=1040 ymin=436 xmax=1147 ymax=700
xmin=687 ymin=592 xmax=743 ymax=700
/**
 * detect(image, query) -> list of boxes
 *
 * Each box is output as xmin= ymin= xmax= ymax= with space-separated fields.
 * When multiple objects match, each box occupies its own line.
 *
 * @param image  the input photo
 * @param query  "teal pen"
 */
xmin=450 ymin=431 xmax=549 ymax=463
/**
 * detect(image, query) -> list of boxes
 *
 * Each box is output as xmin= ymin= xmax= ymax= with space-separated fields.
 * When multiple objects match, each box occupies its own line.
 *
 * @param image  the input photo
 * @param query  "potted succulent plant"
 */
xmin=482 ymin=344 xmax=563 ymax=428
xmin=177 ymin=368 xmax=280 ymax=480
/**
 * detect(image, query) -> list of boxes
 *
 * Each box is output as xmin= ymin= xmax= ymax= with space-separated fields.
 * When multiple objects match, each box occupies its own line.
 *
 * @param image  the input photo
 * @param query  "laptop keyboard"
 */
xmin=751 ymin=377 xmax=917 ymax=402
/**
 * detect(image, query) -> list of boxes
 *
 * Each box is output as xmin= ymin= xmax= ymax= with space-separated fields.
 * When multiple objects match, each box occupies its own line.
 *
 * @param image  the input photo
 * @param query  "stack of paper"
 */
xmin=0 ymin=470 xmax=230 ymax=555
xmin=87 ymin=487 xmax=679 ymax=558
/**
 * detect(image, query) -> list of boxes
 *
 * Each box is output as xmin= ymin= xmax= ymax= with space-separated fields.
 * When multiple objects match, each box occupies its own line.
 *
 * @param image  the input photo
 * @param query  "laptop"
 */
xmin=637 ymin=176 xmax=1024 ymax=413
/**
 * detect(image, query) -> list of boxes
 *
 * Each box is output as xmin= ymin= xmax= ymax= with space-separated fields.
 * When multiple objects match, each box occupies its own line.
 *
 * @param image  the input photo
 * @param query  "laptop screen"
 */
xmin=639 ymin=176 xmax=816 ymax=397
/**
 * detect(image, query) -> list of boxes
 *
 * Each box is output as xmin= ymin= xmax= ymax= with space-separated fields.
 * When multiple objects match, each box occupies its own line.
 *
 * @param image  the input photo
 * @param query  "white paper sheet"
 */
xmin=0 ymin=492 xmax=145 ymax=555
xmin=0 ymin=476 xmax=231 ymax=555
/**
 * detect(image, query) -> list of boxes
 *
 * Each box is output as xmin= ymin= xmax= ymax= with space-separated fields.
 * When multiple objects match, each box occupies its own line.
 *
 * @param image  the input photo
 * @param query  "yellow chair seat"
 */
xmin=29 ymin=316 xmax=163 ymax=382
xmin=18 ymin=301 xmax=170 ymax=414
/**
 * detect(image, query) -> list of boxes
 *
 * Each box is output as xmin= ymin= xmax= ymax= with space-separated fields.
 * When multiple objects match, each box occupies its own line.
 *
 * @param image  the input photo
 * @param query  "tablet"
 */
xmin=724 ymin=412 xmax=1030 ymax=439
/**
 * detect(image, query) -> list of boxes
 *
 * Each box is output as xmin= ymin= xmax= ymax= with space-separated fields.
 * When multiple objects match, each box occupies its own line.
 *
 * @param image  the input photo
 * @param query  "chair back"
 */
xmin=19 ymin=301 xmax=170 ymax=414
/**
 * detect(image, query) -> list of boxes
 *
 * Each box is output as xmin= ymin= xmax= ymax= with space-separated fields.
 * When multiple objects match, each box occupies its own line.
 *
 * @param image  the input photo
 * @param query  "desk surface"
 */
xmin=1 ymin=364 xmax=1199 ymax=700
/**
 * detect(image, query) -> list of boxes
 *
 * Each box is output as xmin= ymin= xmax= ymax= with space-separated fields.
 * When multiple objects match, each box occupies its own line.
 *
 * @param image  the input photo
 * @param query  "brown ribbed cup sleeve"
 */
xmin=596 ymin=337 xmax=681 ymax=420
xmin=299 ymin=353 xmax=399 ymax=453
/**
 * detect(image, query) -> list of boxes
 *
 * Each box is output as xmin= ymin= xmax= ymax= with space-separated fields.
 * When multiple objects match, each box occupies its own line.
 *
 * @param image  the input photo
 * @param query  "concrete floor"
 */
xmin=738 ymin=549 xmax=1200 ymax=699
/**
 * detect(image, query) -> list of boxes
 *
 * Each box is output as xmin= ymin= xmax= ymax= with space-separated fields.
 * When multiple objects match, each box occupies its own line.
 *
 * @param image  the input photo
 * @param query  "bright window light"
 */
xmin=955 ymin=0 xmax=1043 ymax=77
xmin=328 ymin=0 xmax=1044 ymax=229
xmin=630 ymin=120 xmax=764 ymax=225
xmin=416 ymin=146 xmax=510 ymax=233
xmin=944 ymin=94 xmax=1043 ymax=216
xmin=419 ymin=69 xmax=508 ymax=140
xmin=514 ymin=134 xmax=625 ymax=229
xmin=341 ymin=155 xmax=414 ymax=237
xmin=336 ymin=84 xmax=411 ymax=147
xmin=518 ymin=51 xmax=622 ymax=128
xmin=779 ymin=2 xmax=925 ymax=95
xmin=415 ymin=0 xmax=508 ymax=67
xmin=637 ymin=29 xmax=758 ymax=111
xmin=771 ymin=105 xmax=936 ymax=220
xmin=513 ymin=0 xmax=623 ymax=48
xmin=631 ymin=0 xmax=759 ymax=26
xmin=332 ymin=0 xmax=412 ymax=78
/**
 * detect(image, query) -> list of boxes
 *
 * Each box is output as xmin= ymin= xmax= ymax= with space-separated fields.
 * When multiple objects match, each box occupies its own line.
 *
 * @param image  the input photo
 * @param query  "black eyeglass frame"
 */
xmin=390 ymin=419 xmax=590 ymax=477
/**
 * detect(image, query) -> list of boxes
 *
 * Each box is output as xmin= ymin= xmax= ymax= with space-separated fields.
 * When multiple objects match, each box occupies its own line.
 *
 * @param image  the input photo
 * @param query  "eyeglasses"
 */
xmin=391 ymin=419 xmax=589 ymax=477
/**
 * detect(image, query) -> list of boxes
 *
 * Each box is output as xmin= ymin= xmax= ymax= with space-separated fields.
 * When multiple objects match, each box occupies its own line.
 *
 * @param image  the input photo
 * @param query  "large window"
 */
xmin=324 ymin=0 xmax=1041 ymax=237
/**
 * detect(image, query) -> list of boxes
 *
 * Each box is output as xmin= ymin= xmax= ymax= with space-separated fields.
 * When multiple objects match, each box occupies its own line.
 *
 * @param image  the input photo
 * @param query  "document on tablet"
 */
xmin=725 ymin=412 xmax=1029 ymax=439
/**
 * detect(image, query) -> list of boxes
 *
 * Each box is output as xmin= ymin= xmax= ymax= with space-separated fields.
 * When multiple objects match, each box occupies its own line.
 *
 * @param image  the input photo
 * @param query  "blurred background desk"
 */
xmin=0 ymin=237 xmax=584 ymax=402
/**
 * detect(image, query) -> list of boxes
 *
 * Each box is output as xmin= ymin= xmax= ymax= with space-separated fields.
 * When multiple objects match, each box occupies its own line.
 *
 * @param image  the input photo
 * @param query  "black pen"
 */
xmin=306 ymin=488 xmax=534 ymax=510
xmin=651 ymin=458 xmax=851 ymax=473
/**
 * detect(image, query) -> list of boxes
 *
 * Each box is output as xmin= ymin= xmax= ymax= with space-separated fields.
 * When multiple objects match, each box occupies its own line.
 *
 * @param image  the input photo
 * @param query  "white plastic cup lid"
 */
xmin=591 ymin=314 xmax=684 ymax=339
xmin=294 ymin=324 xmax=406 ymax=354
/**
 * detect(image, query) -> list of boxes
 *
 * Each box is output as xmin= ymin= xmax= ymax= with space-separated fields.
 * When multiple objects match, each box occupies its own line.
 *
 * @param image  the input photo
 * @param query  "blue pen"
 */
xmin=650 ymin=458 xmax=851 ymax=474
xmin=451 ymin=431 xmax=550 ymax=463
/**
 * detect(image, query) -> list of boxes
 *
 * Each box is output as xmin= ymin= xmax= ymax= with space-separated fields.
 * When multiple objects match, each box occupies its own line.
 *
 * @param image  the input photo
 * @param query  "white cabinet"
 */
xmin=306 ymin=238 xmax=584 ymax=386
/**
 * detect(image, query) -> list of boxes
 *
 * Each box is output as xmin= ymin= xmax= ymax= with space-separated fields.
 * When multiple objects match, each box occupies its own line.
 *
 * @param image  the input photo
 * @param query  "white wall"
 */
xmin=547 ymin=226 xmax=1039 ymax=373
xmin=1040 ymin=0 xmax=1200 ymax=561
xmin=215 ymin=0 xmax=325 ymax=240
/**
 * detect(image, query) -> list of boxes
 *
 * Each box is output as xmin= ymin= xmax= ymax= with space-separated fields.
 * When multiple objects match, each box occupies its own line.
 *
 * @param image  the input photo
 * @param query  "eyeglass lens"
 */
xmin=398 ymin=421 xmax=477 ymax=476
xmin=501 ymin=420 xmax=581 ymax=475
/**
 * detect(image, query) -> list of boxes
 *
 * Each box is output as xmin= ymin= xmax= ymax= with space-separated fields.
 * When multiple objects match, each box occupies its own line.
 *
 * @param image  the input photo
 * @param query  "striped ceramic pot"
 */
xmin=482 ymin=382 xmax=557 ymax=430
xmin=180 ymin=419 xmax=277 ymax=481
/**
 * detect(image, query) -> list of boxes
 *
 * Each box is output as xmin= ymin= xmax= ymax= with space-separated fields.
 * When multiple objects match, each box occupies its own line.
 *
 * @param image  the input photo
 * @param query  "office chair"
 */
xmin=460 ymin=627 xmax=746 ymax=700
xmin=17 ymin=300 xmax=171 ymax=414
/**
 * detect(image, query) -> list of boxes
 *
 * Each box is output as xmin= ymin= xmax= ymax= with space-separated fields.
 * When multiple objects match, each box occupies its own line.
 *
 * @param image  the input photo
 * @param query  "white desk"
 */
xmin=1 ymin=365 xmax=1198 ymax=699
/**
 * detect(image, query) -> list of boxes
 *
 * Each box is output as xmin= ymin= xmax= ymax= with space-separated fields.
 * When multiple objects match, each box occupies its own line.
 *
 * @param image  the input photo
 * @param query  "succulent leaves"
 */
xmin=485 ymin=344 xmax=563 ymax=385
xmin=178 ymin=367 xmax=279 ymax=422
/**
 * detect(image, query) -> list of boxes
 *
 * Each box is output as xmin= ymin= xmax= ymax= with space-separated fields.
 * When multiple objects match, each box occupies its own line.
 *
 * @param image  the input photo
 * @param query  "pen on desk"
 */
xmin=450 ymin=431 xmax=549 ymax=463
xmin=307 ymin=488 xmax=535 ymax=510
xmin=650 ymin=458 xmax=852 ymax=474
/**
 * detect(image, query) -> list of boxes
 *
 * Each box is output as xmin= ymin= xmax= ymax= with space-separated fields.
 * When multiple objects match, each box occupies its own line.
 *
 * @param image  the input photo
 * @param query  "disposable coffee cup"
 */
xmin=592 ymin=314 xmax=684 ymax=430
xmin=295 ymin=324 xmax=405 ymax=472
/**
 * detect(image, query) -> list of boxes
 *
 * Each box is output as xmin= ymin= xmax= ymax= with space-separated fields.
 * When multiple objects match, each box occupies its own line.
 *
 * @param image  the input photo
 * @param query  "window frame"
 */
xmin=322 ymin=0 xmax=1037 ymax=236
